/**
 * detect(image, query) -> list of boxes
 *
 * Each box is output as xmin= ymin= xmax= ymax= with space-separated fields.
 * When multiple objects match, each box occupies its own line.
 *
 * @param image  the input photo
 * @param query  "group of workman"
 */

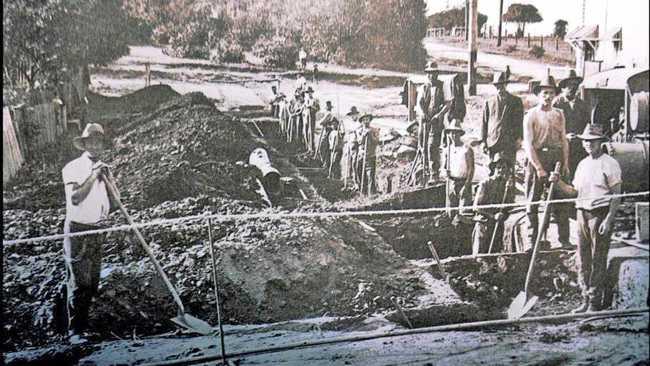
xmin=270 ymin=75 xmax=380 ymax=195
xmin=60 ymin=60 xmax=621 ymax=344
xmin=270 ymin=60 xmax=623 ymax=315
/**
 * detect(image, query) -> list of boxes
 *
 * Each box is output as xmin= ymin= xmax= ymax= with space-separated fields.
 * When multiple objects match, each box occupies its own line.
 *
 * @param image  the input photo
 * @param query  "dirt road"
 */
xmin=423 ymin=39 xmax=569 ymax=79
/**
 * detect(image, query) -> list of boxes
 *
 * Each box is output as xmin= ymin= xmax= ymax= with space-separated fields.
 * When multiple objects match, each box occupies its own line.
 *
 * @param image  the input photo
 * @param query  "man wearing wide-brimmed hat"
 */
xmin=62 ymin=123 xmax=118 ymax=344
xmin=553 ymin=68 xmax=589 ymax=180
xmin=471 ymin=152 xmax=516 ymax=255
xmin=480 ymin=69 xmax=524 ymax=171
xmin=550 ymin=124 xmax=622 ymax=312
xmin=416 ymin=61 xmax=447 ymax=183
xmin=523 ymin=72 xmax=571 ymax=248
xmin=442 ymin=119 xmax=474 ymax=221
xmin=314 ymin=100 xmax=337 ymax=168
xmin=356 ymin=113 xmax=379 ymax=195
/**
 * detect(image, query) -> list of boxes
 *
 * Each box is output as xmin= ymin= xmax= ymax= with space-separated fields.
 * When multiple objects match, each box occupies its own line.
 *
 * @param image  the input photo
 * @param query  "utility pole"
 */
xmin=497 ymin=0 xmax=504 ymax=46
xmin=582 ymin=0 xmax=586 ymax=25
xmin=468 ymin=0 xmax=478 ymax=96
xmin=465 ymin=0 xmax=469 ymax=41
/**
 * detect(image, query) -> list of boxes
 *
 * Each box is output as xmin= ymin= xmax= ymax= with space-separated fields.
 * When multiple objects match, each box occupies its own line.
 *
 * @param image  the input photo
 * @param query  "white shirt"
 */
xmin=572 ymin=153 xmax=622 ymax=210
xmin=446 ymin=144 xmax=471 ymax=179
xmin=62 ymin=152 xmax=110 ymax=224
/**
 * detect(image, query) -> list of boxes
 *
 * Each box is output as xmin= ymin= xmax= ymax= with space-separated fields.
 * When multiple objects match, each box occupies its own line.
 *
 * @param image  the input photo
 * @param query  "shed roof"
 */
xmin=567 ymin=25 xmax=599 ymax=41
xmin=582 ymin=67 xmax=649 ymax=90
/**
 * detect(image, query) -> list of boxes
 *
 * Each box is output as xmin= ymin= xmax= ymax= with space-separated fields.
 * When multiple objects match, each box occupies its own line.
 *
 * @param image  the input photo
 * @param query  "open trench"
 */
xmin=243 ymin=109 xmax=649 ymax=331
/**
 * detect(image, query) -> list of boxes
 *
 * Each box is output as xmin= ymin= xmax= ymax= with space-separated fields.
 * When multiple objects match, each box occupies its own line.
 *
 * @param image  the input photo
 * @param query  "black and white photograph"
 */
xmin=3 ymin=0 xmax=649 ymax=364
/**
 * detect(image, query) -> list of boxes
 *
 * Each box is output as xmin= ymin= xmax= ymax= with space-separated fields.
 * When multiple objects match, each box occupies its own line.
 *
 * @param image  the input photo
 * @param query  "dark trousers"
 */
xmin=525 ymin=148 xmax=570 ymax=244
xmin=360 ymin=156 xmax=377 ymax=195
xmin=577 ymin=207 xmax=611 ymax=306
xmin=472 ymin=219 xmax=505 ymax=255
xmin=63 ymin=221 xmax=104 ymax=334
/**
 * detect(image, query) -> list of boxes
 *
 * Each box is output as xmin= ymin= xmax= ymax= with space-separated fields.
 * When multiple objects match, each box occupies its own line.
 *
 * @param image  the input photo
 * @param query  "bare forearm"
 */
xmin=71 ymin=172 xmax=98 ymax=205
xmin=605 ymin=184 xmax=622 ymax=223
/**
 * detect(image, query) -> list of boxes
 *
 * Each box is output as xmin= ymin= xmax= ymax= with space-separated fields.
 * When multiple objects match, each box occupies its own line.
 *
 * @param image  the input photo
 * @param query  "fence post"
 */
xmin=528 ymin=33 xmax=531 ymax=47
xmin=555 ymin=37 xmax=559 ymax=51
xmin=541 ymin=36 xmax=544 ymax=48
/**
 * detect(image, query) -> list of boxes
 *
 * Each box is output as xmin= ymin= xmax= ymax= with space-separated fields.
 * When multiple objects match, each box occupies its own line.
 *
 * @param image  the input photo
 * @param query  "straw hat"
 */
xmin=533 ymin=73 xmax=558 ymax=95
xmin=577 ymin=124 xmax=609 ymax=141
xmin=72 ymin=123 xmax=110 ymax=151
xmin=359 ymin=113 xmax=373 ymax=123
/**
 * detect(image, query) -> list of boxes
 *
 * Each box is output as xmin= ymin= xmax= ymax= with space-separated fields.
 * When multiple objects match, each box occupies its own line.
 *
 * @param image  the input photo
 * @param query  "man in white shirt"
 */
xmin=62 ymin=123 xmax=118 ymax=343
xmin=550 ymin=124 xmax=622 ymax=313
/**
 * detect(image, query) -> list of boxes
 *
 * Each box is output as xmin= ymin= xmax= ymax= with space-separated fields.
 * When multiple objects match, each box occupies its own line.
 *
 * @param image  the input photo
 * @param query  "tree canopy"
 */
xmin=428 ymin=7 xmax=488 ymax=33
xmin=3 ymin=0 xmax=132 ymax=93
xmin=554 ymin=19 xmax=568 ymax=39
xmin=502 ymin=3 xmax=542 ymax=36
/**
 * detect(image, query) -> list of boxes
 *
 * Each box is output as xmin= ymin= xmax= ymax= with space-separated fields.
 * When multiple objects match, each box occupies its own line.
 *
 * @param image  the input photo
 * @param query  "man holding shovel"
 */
xmin=471 ymin=153 xmax=515 ymax=255
xmin=442 ymin=119 xmax=474 ymax=222
xmin=523 ymin=73 xmax=571 ymax=250
xmin=549 ymin=124 xmax=622 ymax=312
xmin=62 ymin=123 xmax=118 ymax=344
xmin=356 ymin=113 xmax=379 ymax=195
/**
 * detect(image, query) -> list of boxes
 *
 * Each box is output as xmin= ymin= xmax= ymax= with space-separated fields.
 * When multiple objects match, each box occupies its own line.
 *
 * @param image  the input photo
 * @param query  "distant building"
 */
xmin=567 ymin=2 xmax=649 ymax=77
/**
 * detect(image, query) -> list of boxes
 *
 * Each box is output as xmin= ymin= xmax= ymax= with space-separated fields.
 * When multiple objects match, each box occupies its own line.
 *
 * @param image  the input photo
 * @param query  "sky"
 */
xmin=425 ymin=0 xmax=647 ymax=36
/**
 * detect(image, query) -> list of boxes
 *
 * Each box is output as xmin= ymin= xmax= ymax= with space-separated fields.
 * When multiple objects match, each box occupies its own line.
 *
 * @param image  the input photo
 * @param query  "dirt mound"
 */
xmin=109 ymin=92 xmax=263 ymax=209
xmin=88 ymin=85 xmax=180 ymax=121
xmin=3 ymin=87 xmax=441 ymax=351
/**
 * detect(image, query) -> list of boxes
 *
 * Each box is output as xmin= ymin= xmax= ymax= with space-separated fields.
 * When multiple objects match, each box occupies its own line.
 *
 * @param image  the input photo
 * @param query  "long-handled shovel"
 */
xmin=207 ymin=219 xmax=228 ymax=365
xmin=507 ymin=162 xmax=561 ymax=320
xmin=487 ymin=175 xmax=514 ymax=254
xmin=103 ymin=177 xmax=214 ymax=335
xmin=359 ymin=133 xmax=368 ymax=195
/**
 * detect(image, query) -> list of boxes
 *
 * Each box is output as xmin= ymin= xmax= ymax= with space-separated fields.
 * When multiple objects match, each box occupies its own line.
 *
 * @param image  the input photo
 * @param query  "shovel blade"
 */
xmin=507 ymin=292 xmax=539 ymax=320
xmin=507 ymin=291 xmax=527 ymax=320
xmin=171 ymin=314 xmax=214 ymax=336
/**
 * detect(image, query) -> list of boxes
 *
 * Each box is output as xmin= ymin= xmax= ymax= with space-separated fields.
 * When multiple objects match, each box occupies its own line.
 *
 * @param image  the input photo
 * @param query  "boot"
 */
xmin=572 ymin=295 xmax=590 ymax=314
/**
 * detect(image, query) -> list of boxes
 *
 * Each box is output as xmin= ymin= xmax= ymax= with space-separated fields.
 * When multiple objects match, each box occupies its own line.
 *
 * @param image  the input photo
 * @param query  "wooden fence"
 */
xmin=3 ymin=107 xmax=24 ymax=183
xmin=3 ymin=77 xmax=85 ymax=184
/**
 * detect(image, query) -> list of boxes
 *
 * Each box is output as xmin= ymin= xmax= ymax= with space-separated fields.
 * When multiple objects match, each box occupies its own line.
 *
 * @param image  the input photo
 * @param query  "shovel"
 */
xmin=507 ymin=162 xmax=561 ymax=320
xmin=102 ymin=176 xmax=214 ymax=335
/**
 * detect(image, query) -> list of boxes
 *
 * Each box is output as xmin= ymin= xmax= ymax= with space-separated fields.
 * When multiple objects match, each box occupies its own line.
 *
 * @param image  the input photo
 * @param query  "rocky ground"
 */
xmin=3 ymin=47 xmax=648 ymax=364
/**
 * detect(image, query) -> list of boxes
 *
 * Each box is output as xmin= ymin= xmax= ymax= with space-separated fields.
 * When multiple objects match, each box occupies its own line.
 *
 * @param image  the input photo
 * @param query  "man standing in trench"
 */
xmin=480 ymin=70 xmax=524 ymax=172
xmin=553 ymin=69 xmax=589 ymax=180
xmin=549 ymin=124 xmax=622 ymax=312
xmin=523 ymin=74 xmax=572 ymax=249
xmin=416 ymin=61 xmax=447 ymax=183
xmin=62 ymin=123 xmax=118 ymax=344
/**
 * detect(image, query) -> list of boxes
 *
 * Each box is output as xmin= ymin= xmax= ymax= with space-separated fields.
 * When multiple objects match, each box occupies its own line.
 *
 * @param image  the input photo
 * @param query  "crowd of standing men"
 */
xmin=270 ymin=74 xmax=379 ymax=195
xmin=268 ymin=59 xmax=622 ymax=314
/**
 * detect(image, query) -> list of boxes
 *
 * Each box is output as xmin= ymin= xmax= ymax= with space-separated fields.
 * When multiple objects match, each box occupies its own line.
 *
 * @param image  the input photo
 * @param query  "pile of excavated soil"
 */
xmin=3 ymin=87 xmax=448 ymax=352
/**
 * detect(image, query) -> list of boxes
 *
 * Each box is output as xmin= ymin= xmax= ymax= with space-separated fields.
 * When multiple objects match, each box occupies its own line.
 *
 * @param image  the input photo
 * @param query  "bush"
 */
xmin=529 ymin=45 xmax=545 ymax=58
xmin=210 ymin=38 xmax=245 ymax=64
xmin=505 ymin=45 xmax=518 ymax=53
xmin=252 ymin=33 xmax=300 ymax=69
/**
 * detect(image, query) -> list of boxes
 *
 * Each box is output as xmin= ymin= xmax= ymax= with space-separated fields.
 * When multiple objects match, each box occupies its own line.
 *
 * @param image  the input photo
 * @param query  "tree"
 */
xmin=554 ymin=19 xmax=568 ymax=39
xmin=502 ymin=3 xmax=542 ymax=36
xmin=428 ymin=6 xmax=488 ymax=33
xmin=3 ymin=0 xmax=131 ymax=92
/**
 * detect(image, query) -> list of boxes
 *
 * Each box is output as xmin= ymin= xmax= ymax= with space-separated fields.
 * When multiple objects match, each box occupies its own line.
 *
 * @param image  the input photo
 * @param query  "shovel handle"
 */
xmin=103 ymin=177 xmax=186 ymax=314
xmin=524 ymin=162 xmax=561 ymax=296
